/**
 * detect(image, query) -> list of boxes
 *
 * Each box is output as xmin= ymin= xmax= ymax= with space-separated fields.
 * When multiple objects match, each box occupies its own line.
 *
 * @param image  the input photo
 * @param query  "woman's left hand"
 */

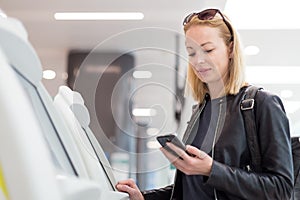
xmin=160 ymin=143 xmax=213 ymax=176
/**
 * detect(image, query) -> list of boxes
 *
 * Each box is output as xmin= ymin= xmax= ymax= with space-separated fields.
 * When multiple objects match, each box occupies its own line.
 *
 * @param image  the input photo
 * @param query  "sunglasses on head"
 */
xmin=183 ymin=9 xmax=233 ymax=41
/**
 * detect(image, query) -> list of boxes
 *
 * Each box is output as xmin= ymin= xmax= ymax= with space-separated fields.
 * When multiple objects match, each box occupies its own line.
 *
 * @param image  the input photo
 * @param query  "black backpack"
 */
xmin=241 ymin=85 xmax=300 ymax=200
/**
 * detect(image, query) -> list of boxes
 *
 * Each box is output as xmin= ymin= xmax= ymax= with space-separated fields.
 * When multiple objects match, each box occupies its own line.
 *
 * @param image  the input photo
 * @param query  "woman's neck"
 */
xmin=207 ymin=81 xmax=226 ymax=99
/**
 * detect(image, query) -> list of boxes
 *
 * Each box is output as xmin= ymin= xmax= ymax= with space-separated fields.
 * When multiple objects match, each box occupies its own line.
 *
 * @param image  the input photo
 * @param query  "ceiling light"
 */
xmin=244 ymin=45 xmax=260 ymax=55
xmin=133 ymin=70 xmax=152 ymax=79
xmin=246 ymin=66 xmax=300 ymax=84
xmin=225 ymin=0 xmax=300 ymax=29
xmin=54 ymin=12 xmax=144 ymax=21
xmin=132 ymin=108 xmax=157 ymax=117
xmin=43 ymin=70 xmax=56 ymax=80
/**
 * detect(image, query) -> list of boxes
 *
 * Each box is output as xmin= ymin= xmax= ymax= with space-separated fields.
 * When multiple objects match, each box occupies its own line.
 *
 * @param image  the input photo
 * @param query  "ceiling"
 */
xmin=2 ymin=0 xmax=300 ymax=67
xmin=0 ymin=0 xmax=224 ymax=50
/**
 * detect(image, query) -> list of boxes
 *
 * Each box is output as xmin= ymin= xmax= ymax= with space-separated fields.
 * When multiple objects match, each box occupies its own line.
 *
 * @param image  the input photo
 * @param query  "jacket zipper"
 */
xmin=212 ymin=98 xmax=224 ymax=200
xmin=169 ymin=100 xmax=206 ymax=200
xmin=169 ymin=97 xmax=224 ymax=200
xmin=170 ymin=97 xmax=224 ymax=200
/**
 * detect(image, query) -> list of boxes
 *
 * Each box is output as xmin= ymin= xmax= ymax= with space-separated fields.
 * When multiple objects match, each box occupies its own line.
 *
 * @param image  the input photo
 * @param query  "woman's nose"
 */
xmin=197 ymin=57 xmax=205 ymax=64
xmin=195 ymin=53 xmax=205 ymax=64
xmin=195 ymin=50 xmax=206 ymax=63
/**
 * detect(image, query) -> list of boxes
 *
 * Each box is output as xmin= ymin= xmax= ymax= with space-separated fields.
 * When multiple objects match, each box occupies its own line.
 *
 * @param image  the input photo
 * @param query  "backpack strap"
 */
xmin=241 ymin=85 xmax=263 ymax=172
xmin=292 ymin=137 xmax=300 ymax=185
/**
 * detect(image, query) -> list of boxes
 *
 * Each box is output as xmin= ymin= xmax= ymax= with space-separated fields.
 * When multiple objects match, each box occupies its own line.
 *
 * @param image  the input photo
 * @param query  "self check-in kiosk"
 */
xmin=0 ymin=12 xmax=128 ymax=200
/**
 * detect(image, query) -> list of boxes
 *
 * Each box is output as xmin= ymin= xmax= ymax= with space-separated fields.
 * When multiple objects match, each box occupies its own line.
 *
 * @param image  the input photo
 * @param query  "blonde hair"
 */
xmin=184 ymin=14 xmax=246 ymax=103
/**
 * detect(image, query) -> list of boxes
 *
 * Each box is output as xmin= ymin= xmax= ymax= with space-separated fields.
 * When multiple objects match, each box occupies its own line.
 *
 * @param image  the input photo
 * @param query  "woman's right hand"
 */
xmin=115 ymin=179 xmax=145 ymax=200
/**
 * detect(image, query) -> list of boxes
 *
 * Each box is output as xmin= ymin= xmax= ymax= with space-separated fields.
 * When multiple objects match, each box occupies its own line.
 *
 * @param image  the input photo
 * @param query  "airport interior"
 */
xmin=0 ymin=0 xmax=300 ymax=199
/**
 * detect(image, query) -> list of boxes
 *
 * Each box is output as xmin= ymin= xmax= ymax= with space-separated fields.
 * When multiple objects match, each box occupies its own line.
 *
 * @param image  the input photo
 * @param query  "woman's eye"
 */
xmin=188 ymin=52 xmax=196 ymax=57
xmin=204 ymin=49 xmax=213 ymax=53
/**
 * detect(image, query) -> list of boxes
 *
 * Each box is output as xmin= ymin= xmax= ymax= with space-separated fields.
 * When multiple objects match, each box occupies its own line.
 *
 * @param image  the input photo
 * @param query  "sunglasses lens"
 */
xmin=198 ymin=9 xmax=218 ymax=20
xmin=183 ymin=13 xmax=196 ymax=25
xmin=184 ymin=9 xmax=218 ymax=25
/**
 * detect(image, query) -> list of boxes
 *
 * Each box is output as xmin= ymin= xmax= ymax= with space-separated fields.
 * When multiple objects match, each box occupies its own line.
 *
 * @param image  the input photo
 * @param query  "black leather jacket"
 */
xmin=143 ymin=86 xmax=294 ymax=200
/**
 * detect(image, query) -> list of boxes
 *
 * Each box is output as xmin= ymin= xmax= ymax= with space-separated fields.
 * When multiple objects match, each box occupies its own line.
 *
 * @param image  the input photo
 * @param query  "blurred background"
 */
xmin=2 ymin=0 xmax=300 ymax=190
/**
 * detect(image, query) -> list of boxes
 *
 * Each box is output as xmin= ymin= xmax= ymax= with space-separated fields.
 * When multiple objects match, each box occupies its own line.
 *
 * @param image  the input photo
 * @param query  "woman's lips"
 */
xmin=199 ymin=68 xmax=210 ymax=73
xmin=197 ymin=68 xmax=211 ymax=76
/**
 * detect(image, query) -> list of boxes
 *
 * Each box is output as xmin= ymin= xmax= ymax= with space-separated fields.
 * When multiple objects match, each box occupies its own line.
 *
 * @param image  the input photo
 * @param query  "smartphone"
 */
xmin=156 ymin=134 xmax=186 ymax=158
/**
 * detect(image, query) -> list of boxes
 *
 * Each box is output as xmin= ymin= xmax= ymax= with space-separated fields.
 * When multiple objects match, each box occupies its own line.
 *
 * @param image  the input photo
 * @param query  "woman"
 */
xmin=116 ymin=8 xmax=294 ymax=199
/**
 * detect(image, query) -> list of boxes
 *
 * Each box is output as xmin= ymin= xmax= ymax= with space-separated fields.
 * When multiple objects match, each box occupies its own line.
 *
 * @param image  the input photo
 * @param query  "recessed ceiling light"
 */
xmin=43 ymin=70 xmax=56 ymax=80
xmin=54 ymin=12 xmax=144 ymax=21
xmin=133 ymin=70 xmax=152 ymax=79
xmin=132 ymin=108 xmax=157 ymax=117
xmin=244 ymin=45 xmax=260 ymax=55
